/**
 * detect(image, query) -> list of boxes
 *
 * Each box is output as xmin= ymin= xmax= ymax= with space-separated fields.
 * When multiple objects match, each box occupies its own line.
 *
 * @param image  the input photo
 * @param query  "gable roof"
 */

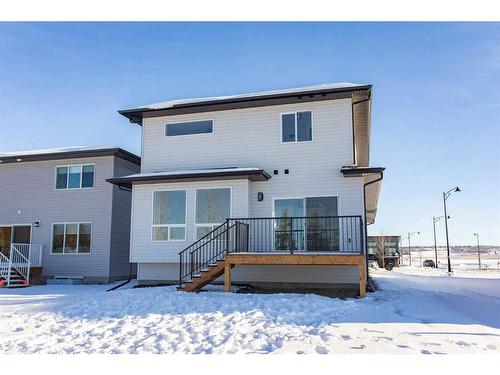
xmin=119 ymin=82 xmax=371 ymax=125
xmin=0 ymin=146 xmax=141 ymax=165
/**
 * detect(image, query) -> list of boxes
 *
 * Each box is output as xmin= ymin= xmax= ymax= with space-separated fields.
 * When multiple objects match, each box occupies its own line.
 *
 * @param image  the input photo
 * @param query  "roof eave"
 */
xmin=119 ymin=84 xmax=372 ymax=126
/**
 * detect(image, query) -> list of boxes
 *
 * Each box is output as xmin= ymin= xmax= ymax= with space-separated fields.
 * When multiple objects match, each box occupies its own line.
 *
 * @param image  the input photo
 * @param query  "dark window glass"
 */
xmin=68 ymin=166 xmax=81 ymax=189
xmin=64 ymin=224 xmax=78 ymax=253
xmin=52 ymin=224 xmax=64 ymax=253
xmin=12 ymin=226 xmax=31 ymax=244
xmin=78 ymin=223 xmax=91 ymax=253
xmin=281 ymin=114 xmax=296 ymax=142
xmin=166 ymin=120 xmax=213 ymax=137
xmin=82 ymin=165 xmax=94 ymax=188
xmin=297 ymin=111 xmax=312 ymax=141
xmin=56 ymin=167 xmax=68 ymax=189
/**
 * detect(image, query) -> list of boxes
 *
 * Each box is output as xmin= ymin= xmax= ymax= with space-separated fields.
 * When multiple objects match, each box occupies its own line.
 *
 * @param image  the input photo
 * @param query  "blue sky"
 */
xmin=0 ymin=22 xmax=499 ymax=246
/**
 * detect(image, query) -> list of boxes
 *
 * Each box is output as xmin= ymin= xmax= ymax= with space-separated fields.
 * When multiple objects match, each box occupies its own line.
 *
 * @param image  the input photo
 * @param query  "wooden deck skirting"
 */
xmin=224 ymin=253 xmax=366 ymax=298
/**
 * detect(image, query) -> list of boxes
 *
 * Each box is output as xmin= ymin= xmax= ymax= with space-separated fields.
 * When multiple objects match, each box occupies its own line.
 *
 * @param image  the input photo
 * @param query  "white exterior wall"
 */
xmin=131 ymin=179 xmax=250 ymax=263
xmin=133 ymin=98 xmax=364 ymax=285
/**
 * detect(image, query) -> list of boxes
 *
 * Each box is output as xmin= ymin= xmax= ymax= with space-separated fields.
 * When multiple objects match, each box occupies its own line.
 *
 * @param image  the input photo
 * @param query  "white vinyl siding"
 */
xmin=133 ymin=98 xmax=366 ymax=284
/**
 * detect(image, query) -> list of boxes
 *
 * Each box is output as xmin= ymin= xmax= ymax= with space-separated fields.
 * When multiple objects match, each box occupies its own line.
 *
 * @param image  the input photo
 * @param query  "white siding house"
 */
xmin=112 ymin=83 xmax=384 ymax=296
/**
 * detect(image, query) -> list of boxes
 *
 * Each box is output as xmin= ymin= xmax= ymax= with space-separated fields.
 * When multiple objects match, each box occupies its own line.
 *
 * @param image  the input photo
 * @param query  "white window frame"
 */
xmin=50 ymin=222 xmax=92 ymax=255
xmin=280 ymin=110 xmax=314 ymax=144
xmin=164 ymin=119 xmax=215 ymax=138
xmin=194 ymin=187 xmax=232 ymax=240
xmin=54 ymin=163 xmax=95 ymax=190
xmin=151 ymin=189 xmax=187 ymax=242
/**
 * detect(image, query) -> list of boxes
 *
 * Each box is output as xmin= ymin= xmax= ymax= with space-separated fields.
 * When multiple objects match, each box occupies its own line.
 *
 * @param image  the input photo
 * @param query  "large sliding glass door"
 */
xmin=274 ymin=196 xmax=338 ymax=252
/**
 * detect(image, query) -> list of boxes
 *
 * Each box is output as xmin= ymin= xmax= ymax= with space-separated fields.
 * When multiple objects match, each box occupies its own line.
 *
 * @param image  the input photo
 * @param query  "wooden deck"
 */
xmin=224 ymin=252 xmax=366 ymax=298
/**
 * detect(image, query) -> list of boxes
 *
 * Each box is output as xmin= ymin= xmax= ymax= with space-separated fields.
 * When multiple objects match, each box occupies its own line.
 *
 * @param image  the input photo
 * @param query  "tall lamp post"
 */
xmin=407 ymin=231 xmax=420 ymax=266
xmin=433 ymin=216 xmax=449 ymax=268
xmin=473 ymin=233 xmax=481 ymax=270
xmin=443 ymin=186 xmax=461 ymax=273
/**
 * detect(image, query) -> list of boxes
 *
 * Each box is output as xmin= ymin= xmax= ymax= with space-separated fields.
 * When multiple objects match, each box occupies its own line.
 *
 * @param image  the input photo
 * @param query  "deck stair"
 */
xmin=177 ymin=259 xmax=234 ymax=292
xmin=0 ymin=244 xmax=31 ymax=288
xmin=178 ymin=220 xmax=248 ymax=292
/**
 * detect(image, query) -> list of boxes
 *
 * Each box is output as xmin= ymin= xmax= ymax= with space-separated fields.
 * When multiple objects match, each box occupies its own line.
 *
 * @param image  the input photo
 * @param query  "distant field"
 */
xmin=401 ymin=250 xmax=500 ymax=272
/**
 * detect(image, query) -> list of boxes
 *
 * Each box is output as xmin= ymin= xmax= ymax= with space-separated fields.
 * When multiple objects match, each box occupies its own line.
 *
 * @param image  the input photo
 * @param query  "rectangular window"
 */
xmin=281 ymin=111 xmax=312 ymax=143
xmin=195 ymin=188 xmax=231 ymax=239
xmin=152 ymin=190 xmax=187 ymax=241
xmin=56 ymin=164 xmax=94 ymax=189
xmin=165 ymin=120 xmax=214 ymax=137
xmin=51 ymin=222 xmax=92 ymax=254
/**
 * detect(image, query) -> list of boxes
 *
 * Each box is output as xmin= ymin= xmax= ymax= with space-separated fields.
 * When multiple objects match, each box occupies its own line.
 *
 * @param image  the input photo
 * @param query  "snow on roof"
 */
xmin=120 ymin=167 xmax=264 ymax=179
xmin=0 ymin=146 xmax=117 ymax=158
xmin=140 ymin=82 xmax=369 ymax=111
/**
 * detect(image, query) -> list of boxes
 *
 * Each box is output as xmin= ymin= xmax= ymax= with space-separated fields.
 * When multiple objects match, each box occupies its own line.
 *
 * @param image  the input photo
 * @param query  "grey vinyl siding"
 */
xmin=134 ymin=98 xmax=365 ymax=284
xmin=109 ymin=158 xmax=140 ymax=279
xmin=0 ymin=154 xmax=139 ymax=283
xmin=0 ymin=156 xmax=114 ymax=279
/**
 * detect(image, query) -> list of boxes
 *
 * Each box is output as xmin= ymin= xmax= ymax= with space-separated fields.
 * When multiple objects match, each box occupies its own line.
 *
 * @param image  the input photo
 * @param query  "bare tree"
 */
xmin=375 ymin=235 xmax=387 ymax=269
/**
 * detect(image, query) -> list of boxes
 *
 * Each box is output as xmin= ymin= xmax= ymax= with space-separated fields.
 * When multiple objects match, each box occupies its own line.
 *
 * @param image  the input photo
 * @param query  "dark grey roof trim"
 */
xmin=119 ymin=85 xmax=372 ymax=125
xmin=107 ymin=169 xmax=271 ymax=189
xmin=0 ymin=148 xmax=141 ymax=165
xmin=341 ymin=167 xmax=385 ymax=177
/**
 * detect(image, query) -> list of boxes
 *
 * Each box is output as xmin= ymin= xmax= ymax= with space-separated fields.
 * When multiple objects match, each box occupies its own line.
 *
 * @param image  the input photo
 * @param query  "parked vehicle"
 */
xmin=423 ymin=259 xmax=436 ymax=268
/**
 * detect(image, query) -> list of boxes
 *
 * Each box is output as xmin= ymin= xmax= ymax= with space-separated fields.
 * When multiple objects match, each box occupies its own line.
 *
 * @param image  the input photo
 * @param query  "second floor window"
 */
xmin=282 ymin=111 xmax=312 ymax=143
xmin=165 ymin=120 xmax=214 ymax=137
xmin=56 ymin=164 xmax=94 ymax=190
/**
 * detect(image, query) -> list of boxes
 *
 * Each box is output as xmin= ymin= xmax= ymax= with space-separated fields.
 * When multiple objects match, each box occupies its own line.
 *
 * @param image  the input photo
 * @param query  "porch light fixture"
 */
xmin=257 ymin=192 xmax=264 ymax=202
xmin=443 ymin=186 xmax=461 ymax=273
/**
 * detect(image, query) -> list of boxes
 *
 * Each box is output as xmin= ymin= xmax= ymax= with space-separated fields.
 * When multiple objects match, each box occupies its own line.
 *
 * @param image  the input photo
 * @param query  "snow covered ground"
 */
xmin=0 ymin=267 xmax=499 ymax=354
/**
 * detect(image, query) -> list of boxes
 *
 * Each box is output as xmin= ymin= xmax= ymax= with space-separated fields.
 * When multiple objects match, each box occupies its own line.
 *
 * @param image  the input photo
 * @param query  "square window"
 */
xmin=153 ymin=227 xmax=169 ymax=241
xmin=170 ymin=227 xmax=186 ymax=240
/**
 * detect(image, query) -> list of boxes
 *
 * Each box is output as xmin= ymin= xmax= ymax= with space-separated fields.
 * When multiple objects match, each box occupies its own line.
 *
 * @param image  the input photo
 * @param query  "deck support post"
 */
xmin=358 ymin=260 xmax=366 ymax=298
xmin=224 ymin=261 xmax=231 ymax=292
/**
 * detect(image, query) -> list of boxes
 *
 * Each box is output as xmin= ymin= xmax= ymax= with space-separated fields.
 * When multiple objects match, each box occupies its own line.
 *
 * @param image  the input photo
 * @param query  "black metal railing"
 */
xmin=227 ymin=216 xmax=364 ymax=254
xmin=178 ymin=216 xmax=363 ymax=286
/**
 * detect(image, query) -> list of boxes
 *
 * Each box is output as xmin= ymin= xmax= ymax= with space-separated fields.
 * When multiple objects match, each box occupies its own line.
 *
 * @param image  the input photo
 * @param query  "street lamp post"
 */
xmin=407 ymin=231 xmax=420 ymax=266
xmin=443 ymin=186 xmax=461 ymax=273
xmin=474 ymin=233 xmax=481 ymax=270
xmin=433 ymin=216 xmax=448 ymax=268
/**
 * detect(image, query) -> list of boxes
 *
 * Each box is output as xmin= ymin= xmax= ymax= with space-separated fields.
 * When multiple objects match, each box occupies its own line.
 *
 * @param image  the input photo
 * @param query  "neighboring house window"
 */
xmin=165 ymin=120 xmax=214 ymax=137
xmin=52 ymin=223 xmax=91 ymax=254
xmin=152 ymin=190 xmax=187 ymax=241
xmin=195 ymin=188 xmax=231 ymax=239
xmin=281 ymin=111 xmax=312 ymax=142
xmin=56 ymin=164 xmax=94 ymax=189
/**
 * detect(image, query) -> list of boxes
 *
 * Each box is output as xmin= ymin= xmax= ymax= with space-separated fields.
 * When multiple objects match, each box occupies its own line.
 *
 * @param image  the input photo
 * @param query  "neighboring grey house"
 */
xmin=111 ymin=83 xmax=385 ymax=297
xmin=0 ymin=147 xmax=140 ymax=285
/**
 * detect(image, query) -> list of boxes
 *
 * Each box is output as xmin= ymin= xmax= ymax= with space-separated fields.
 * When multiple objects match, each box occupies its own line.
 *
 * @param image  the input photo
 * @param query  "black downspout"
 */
xmin=106 ymin=262 xmax=133 ymax=292
xmin=363 ymin=172 xmax=384 ymax=286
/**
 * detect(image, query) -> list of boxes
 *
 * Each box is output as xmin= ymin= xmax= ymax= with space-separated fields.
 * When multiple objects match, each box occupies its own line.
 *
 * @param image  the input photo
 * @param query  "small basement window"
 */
xmin=281 ymin=111 xmax=312 ymax=143
xmin=165 ymin=120 xmax=214 ymax=137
